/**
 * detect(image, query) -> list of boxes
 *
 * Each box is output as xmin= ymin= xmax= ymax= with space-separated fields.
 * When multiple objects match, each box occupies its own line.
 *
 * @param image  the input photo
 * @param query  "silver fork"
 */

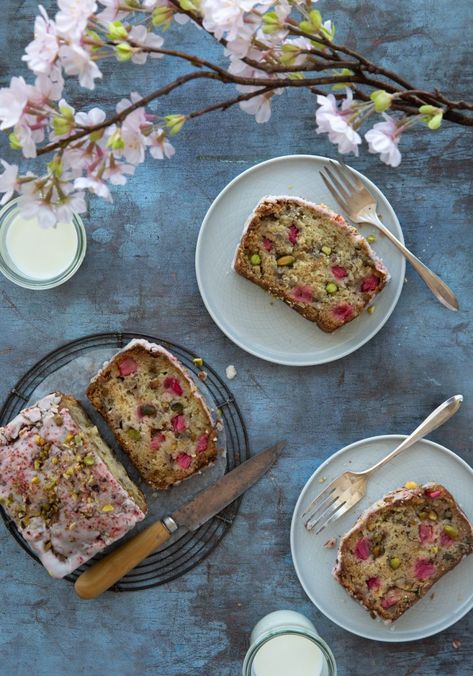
xmin=302 ymin=394 xmax=463 ymax=535
xmin=320 ymin=160 xmax=459 ymax=311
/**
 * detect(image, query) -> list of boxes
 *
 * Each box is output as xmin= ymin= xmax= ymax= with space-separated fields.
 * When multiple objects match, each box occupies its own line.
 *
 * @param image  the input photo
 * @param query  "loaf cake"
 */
xmin=87 ymin=339 xmax=218 ymax=490
xmin=0 ymin=393 xmax=147 ymax=578
xmin=333 ymin=483 xmax=473 ymax=622
xmin=233 ymin=196 xmax=389 ymax=332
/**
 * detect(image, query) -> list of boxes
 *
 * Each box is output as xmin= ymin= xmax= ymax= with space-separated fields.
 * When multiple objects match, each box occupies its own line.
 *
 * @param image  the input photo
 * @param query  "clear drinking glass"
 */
xmin=242 ymin=610 xmax=337 ymax=676
xmin=0 ymin=198 xmax=87 ymax=290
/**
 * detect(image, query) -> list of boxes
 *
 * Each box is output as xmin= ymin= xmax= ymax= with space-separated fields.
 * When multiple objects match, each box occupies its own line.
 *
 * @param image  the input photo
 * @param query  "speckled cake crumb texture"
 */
xmin=87 ymin=339 xmax=219 ymax=490
xmin=0 ymin=393 xmax=147 ymax=578
xmin=234 ymin=195 xmax=389 ymax=332
xmin=333 ymin=483 xmax=473 ymax=621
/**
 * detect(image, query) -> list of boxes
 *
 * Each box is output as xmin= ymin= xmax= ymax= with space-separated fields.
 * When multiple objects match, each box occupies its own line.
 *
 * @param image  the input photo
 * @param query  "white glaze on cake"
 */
xmin=0 ymin=394 xmax=146 ymax=578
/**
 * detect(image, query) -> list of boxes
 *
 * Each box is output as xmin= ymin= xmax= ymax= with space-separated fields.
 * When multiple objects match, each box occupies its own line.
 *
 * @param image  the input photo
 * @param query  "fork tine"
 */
xmin=328 ymin=160 xmax=358 ymax=193
xmin=304 ymin=491 xmax=339 ymax=530
xmin=337 ymin=160 xmax=364 ymax=190
xmin=323 ymin=166 xmax=352 ymax=202
xmin=301 ymin=478 xmax=339 ymax=518
xmin=313 ymin=500 xmax=350 ymax=535
xmin=306 ymin=494 xmax=345 ymax=532
xmin=320 ymin=173 xmax=349 ymax=214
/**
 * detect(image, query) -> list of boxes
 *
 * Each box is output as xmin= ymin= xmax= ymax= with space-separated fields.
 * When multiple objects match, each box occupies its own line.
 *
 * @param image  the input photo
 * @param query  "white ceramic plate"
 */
xmin=290 ymin=435 xmax=473 ymax=641
xmin=195 ymin=155 xmax=406 ymax=366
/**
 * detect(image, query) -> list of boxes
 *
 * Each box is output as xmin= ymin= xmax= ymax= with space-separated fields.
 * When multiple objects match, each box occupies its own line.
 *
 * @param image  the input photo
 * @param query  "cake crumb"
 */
xmin=323 ymin=537 xmax=337 ymax=549
xmin=225 ymin=365 xmax=237 ymax=380
xmin=452 ymin=639 xmax=461 ymax=650
xmin=198 ymin=370 xmax=208 ymax=382
xmin=319 ymin=476 xmax=327 ymax=483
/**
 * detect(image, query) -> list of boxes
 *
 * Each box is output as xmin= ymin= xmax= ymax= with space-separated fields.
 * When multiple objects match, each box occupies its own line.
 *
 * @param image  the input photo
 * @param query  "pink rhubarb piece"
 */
xmin=118 ymin=357 xmax=138 ymax=376
xmin=361 ymin=275 xmax=379 ymax=292
xmin=290 ymin=285 xmax=313 ymax=303
xmin=331 ymin=265 xmax=348 ymax=279
xmin=366 ymin=576 xmax=381 ymax=591
xmin=440 ymin=532 xmax=455 ymax=547
xmin=263 ymin=237 xmax=273 ymax=252
xmin=163 ymin=377 xmax=183 ymax=396
xmin=196 ymin=433 xmax=209 ymax=453
xmin=425 ymin=488 xmax=443 ymax=499
xmin=332 ymin=303 xmax=354 ymax=321
xmin=380 ymin=590 xmax=400 ymax=609
xmin=414 ymin=558 xmax=436 ymax=580
xmin=176 ymin=453 xmax=192 ymax=469
xmin=171 ymin=414 xmax=186 ymax=433
xmin=354 ymin=537 xmax=371 ymax=560
xmin=419 ymin=523 xmax=435 ymax=544
xmin=288 ymin=224 xmax=299 ymax=244
xmin=150 ymin=432 xmax=166 ymax=450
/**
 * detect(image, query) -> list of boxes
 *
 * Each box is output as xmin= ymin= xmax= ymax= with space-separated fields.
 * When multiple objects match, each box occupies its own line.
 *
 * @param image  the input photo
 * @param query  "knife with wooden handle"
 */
xmin=75 ymin=441 xmax=285 ymax=599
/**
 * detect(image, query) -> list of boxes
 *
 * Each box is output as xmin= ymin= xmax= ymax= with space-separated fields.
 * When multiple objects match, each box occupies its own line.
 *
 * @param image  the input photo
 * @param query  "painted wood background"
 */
xmin=0 ymin=1 xmax=472 ymax=674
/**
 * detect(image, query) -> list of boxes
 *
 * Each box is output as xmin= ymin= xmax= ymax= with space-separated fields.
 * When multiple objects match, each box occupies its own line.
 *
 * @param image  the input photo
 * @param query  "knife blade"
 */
xmin=75 ymin=441 xmax=285 ymax=599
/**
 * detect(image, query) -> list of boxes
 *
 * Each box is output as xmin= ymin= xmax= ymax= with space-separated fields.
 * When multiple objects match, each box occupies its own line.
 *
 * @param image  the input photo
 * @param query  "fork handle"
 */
xmin=362 ymin=395 xmax=463 ymax=477
xmin=363 ymin=213 xmax=459 ymax=311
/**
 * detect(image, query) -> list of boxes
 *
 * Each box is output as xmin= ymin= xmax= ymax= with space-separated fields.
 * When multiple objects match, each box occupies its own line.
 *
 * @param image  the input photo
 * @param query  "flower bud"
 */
xmin=152 ymin=6 xmax=173 ymax=27
xmin=107 ymin=129 xmax=125 ymax=150
xmin=165 ymin=114 xmax=186 ymax=135
xmin=370 ymin=90 xmax=393 ymax=113
xmin=53 ymin=115 xmax=74 ymax=136
xmin=8 ymin=132 xmax=22 ymax=150
xmin=115 ymin=42 xmax=134 ymax=62
xmin=300 ymin=9 xmax=322 ymax=34
xmin=262 ymin=12 xmax=281 ymax=35
xmin=107 ymin=21 xmax=128 ymax=41
xmin=419 ymin=104 xmax=443 ymax=130
xmin=47 ymin=157 xmax=62 ymax=178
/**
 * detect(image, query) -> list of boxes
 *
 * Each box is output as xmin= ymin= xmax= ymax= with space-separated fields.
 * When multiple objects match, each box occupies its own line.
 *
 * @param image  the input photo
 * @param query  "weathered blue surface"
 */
xmin=0 ymin=1 xmax=472 ymax=674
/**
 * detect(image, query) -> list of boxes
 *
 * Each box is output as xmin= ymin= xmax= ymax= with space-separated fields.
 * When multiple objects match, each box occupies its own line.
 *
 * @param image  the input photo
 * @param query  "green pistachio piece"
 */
xmin=126 ymin=428 xmax=141 ymax=441
xmin=276 ymin=255 xmax=295 ymax=266
xmin=389 ymin=557 xmax=401 ymax=570
xmin=250 ymin=254 xmax=261 ymax=265
xmin=325 ymin=282 xmax=338 ymax=294
xmin=321 ymin=245 xmax=332 ymax=255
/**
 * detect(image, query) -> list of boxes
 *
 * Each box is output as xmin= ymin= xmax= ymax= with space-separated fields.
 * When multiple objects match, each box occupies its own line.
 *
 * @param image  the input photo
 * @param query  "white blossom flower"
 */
xmin=315 ymin=89 xmax=362 ymax=155
xmin=55 ymin=186 xmax=87 ymax=222
xmin=128 ymin=26 xmax=164 ymax=65
xmin=33 ymin=69 xmax=65 ymax=102
xmin=202 ymin=0 xmax=270 ymax=42
xmin=17 ymin=183 xmax=58 ymax=228
xmin=22 ymin=5 xmax=59 ymax=75
xmin=74 ymin=175 xmax=112 ymax=201
xmin=96 ymin=0 xmax=129 ymax=23
xmin=0 ymin=161 xmax=19 ymax=205
xmin=14 ymin=121 xmax=41 ymax=158
xmin=149 ymin=130 xmax=175 ymax=159
xmin=55 ymin=0 xmax=97 ymax=40
xmin=365 ymin=114 xmax=402 ymax=167
xmin=75 ymin=107 xmax=106 ymax=127
xmin=103 ymin=161 xmax=135 ymax=185
xmin=121 ymin=112 xmax=148 ymax=165
xmin=240 ymin=92 xmax=274 ymax=123
xmin=0 ymin=77 xmax=31 ymax=130
xmin=58 ymin=43 xmax=102 ymax=90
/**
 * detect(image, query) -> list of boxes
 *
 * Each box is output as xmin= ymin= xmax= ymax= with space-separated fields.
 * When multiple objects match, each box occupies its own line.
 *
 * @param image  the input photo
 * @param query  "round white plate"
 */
xmin=291 ymin=435 xmax=473 ymax=641
xmin=195 ymin=155 xmax=405 ymax=366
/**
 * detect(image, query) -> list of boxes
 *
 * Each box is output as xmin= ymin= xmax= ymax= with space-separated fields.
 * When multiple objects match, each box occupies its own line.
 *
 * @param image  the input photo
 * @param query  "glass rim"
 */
xmin=0 ymin=198 xmax=87 ymax=290
xmin=242 ymin=626 xmax=337 ymax=675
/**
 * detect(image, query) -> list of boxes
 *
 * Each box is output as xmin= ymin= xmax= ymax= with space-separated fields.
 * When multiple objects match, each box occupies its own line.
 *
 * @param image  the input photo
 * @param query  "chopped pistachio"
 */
xmin=367 ymin=234 xmax=377 ymax=244
xmin=389 ymin=557 xmax=401 ymax=570
xmin=31 ymin=476 xmax=40 ymax=485
xmin=321 ymin=245 xmax=332 ymax=256
xmin=127 ymin=428 xmax=141 ymax=441
xmin=192 ymin=357 xmax=203 ymax=368
xmin=170 ymin=402 xmax=184 ymax=413
xmin=34 ymin=435 xmax=45 ymax=446
xmin=65 ymin=433 xmax=74 ymax=443
xmin=53 ymin=414 xmax=64 ymax=426
xmin=250 ymin=253 xmax=261 ymax=266
xmin=276 ymin=255 xmax=295 ymax=266
xmin=140 ymin=404 xmax=157 ymax=416
xmin=51 ymin=457 xmax=59 ymax=465
xmin=101 ymin=504 xmax=114 ymax=512
xmin=404 ymin=481 xmax=417 ymax=489
xmin=367 ymin=306 xmax=375 ymax=315
xmin=325 ymin=282 xmax=338 ymax=294
xmin=34 ymin=459 xmax=41 ymax=470
xmin=428 ymin=510 xmax=438 ymax=521
xmin=74 ymin=434 xmax=82 ymax=445
xmin=84 ymin=454 xmax=95 ymax=466
xmin=443 ymin=524 xmax=459 ymax=539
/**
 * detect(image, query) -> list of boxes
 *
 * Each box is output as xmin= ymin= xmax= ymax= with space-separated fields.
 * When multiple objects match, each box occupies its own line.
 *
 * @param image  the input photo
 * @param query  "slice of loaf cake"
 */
xmin=233 ymin=196 xmax=389 ymax=332
xmin=87 ymin=339 xmax=218 ymax=490
xmin=333 ymin=483 xmax=473 ymax=621
xmin=0 ymin=392 xmax=147 ymax=578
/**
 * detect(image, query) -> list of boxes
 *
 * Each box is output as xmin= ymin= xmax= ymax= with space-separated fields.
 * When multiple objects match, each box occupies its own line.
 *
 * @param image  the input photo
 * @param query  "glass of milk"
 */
xmin=242 ymin=610 xmax=336 ymax=676
xmin=0 ymin=198 xmax=86 ymax=289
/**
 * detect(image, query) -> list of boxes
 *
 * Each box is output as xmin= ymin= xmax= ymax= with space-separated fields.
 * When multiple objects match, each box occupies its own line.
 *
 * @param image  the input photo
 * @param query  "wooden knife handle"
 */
xmin=74 ymin=520 xmax=171 ymax=599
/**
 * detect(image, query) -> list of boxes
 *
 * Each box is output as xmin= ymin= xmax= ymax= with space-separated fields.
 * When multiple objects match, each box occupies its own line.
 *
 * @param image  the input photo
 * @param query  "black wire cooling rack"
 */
xmin=0 ymin=332 xmax=249 ymax=591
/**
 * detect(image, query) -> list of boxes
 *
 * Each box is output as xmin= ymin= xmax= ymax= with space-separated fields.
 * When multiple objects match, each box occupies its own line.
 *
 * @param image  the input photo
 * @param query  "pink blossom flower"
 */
xmin=149 ymin=130 xmax=175 ymax=160
xmin=75 ymin=107 xmax=106 ymax=127
xmin=202 ymin=0 xmax=271 ymax=43
xmin=58 ymin=43 xmax=102 ymax=90
xmin=74 ymin=175 xmax=112 ymax=201
xmin=55 ymin=0 xmax=97 ymax=40
xmin=315 ymin=89 xmax=362 ymax=155
xmin=0 ymin=77 xmax=31 ymax=130
xmin=96 ymin=0 xmax=129 ymax=23
xmin=0 ymin=161 xmax=19 ymax=205
xmin=17 ymin=183 xmax=58 ymax=228
xmin=365 ymin=114 xmax=402 ymax=167
xmin=128 ymin=26 xmax=164 ymax=65
xmin=33 ymin=69 xmax=64 ymax=102
xmin=22 ymin=5 xmax=59 ymax=75
xmin=103 ymin=160 xmax=135 ymax=185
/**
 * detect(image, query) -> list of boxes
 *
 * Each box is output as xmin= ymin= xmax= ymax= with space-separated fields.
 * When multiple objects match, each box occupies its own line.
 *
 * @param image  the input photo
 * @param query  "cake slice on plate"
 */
xmin=333 ymin=483 xmax=473 ymax=621
xmin=0 ymin=392 xmax=147 ymax=578
xmin=87 ymin=339 xmax=218 ymax=490
xmin=233 ymin=195 xmax=389 ymax=332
